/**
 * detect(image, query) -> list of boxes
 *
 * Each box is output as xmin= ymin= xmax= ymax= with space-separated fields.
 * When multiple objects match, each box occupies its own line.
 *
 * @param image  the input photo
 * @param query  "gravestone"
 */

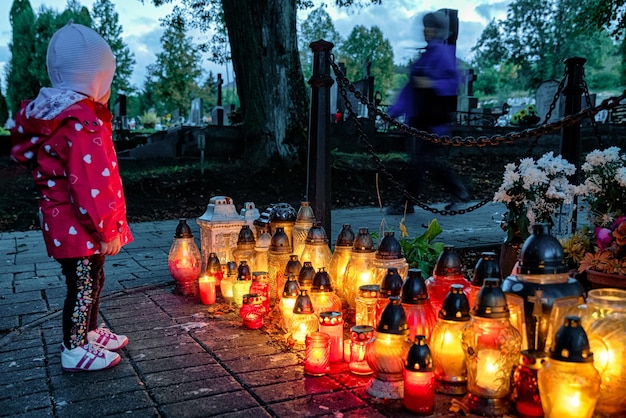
xmin=189 ymin=98 xmax=203 ymax=126
xmin=536 ymin=80 xmax=564 ymax=124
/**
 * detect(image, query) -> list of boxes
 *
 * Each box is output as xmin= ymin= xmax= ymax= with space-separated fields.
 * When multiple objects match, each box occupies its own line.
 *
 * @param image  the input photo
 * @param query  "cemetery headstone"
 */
xmin=536 ymin=80 xmax=564 ymax=124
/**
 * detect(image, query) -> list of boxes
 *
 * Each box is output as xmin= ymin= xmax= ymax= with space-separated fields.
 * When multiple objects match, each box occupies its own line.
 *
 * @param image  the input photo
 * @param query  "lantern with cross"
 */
xmin=501 ymin=224 xmax=584 ymax=354
xmin=196 ymin=196 xmax=245 ymax=268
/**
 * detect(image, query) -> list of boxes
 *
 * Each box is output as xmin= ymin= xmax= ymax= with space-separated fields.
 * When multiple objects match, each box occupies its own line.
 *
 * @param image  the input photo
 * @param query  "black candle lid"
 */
xmin=405 ymin=335 xmax=434 ymax=372
xmin=550 ymin=315 xmax=594 ymax=363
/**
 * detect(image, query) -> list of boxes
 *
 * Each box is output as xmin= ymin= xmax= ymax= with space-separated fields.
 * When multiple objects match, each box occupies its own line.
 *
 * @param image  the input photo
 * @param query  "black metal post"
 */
xmin=562 ymin=56 xmax=586 ymax=232
xmin=307 ymin=39 xmax=334 ymax=238
xmin=562 ymin=57 xmax=586 ymax=166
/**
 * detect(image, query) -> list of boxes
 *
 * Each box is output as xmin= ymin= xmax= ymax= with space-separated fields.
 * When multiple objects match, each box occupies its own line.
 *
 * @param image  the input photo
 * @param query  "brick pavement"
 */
xmin=0 ymin=203 xmax=505 ymax=418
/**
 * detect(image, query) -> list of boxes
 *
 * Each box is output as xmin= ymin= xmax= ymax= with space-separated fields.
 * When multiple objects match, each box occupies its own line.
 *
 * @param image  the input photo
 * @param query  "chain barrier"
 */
xmin=329 ymin=54 xmax=626 ymax=216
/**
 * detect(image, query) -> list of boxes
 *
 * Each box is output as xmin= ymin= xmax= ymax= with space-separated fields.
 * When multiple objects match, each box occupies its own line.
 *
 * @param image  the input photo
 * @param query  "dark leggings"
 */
xmin=58 ymin=255 xmax=106 ymax=349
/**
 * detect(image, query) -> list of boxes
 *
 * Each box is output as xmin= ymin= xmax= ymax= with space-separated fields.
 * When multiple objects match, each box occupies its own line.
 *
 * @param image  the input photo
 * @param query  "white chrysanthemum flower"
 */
xmin=617 ymin=167 xmax=626 ymax=188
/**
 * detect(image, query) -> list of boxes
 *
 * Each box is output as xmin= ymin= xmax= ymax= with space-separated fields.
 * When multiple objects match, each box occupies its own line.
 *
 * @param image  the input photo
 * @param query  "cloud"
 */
xmin=475 ymin=2 xmax=510 ymax=22
xmin=124 ymin=27 xmax=163 ymax=88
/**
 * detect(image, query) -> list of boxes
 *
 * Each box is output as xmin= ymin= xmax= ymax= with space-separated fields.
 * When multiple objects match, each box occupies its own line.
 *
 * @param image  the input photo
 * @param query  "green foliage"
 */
xmin=92 ymin=0 xmax=136 ymax=103
xmin=574 ymin=0 xmax=626 ymax=38
xmin=0 ymin=80 xmax=8 ymax=126
xmin=470 ymin=0 xmax=622 ymax=96
xmin=31 ymin=8 xmax=60 ymax=88
xmin=400 ymin=218 xmax=446 ymax=276
xmin=141 ymin=111 xmax=159 ymax=128
xmin=143 ymin=21 xmax=203 ymax=117
xmin=298 ymin=6 xmax=343 ymax=81
xmin=338 ymin=25 xmax=395 ymax=100
xmin=6 ymin=0 xmax=39 ymax=113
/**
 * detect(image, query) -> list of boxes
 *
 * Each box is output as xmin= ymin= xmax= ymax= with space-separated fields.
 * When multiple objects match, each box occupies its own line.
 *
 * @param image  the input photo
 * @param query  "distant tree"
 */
xmin=0 ymin=79 xmax=8 ymax=126
xmin=6 ymin=0 xmax=39 ymax=113
xmin=31 ymin=7 xmax=61 ymax=88
xmin=59 ymin=0 xmax=92 ymax=26
xmin=148 ymin=0 xmax=381 ymax=167
xmin=339 ymin=25 xmax=395 ymax=100
xmin=143 ymin=19 xmax=203 ymax=117
xmin=12 ymin=1 xmax=95 ymax=105
xmin=576 ymin=0 xmax=626 ymax=37
xmin=92 ymin=0 xmax=136 ymax=107
xmin=298 ymin=6 xmax=343 ymax=81
xmin=197 ymin=70 xmax=218 ymax=111
xmin=470 ymin=0 xmax=620 ymax=95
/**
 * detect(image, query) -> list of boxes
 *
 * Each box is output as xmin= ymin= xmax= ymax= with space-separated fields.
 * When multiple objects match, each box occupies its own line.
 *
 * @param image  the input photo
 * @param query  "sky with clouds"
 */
xmin=0 ymin=0 xmax=511 ymax=93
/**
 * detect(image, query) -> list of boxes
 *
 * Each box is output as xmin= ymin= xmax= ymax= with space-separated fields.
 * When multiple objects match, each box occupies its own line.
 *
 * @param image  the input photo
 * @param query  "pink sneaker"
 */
xmin=61 ymin=343 xmax=121 ymax=372
xmin=88 ymin=325 xmax=128 ymax=351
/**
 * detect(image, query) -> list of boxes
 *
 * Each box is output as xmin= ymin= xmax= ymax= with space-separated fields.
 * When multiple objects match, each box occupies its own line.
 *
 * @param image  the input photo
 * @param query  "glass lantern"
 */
xmin=269 ymin=202 xmax=297 ymax=250
xmin=343 ymin=227 xmax=377 ymax=310
xmin=512 ymin=350 xmax=546 ymax=418
xmin=250 ymin=271 xmax=270 ymax=314
xmin=578 ymin=288 xmax=626 ymax=417
xmin=355 ymin=284 xmax=379 ymax=327
xmin=304 ymin=331 xmax=331 ymax=376
xmin=403 ymin=335 xmax=435 ymax=415
xmin=461 ymin=278 xmax=522 ymax=416
xmin=279 ymin=274 xmax=300 ymax=332
xmin=168 ymin=219 xmax=202 ymax=296
xmin=318 ymin=311 xmax=344 ymax=363
xmin=375 ymin=268 xmax=403 ymax=327
xmin=371 ymin=231 xmax=409 ymax=285
xmin=365 ymin=296 xmax=411 ymax=399
xmin=501 ymin=223 xmax=584 ymax=353
xmin=309 ymin=268 xmax=342 ymax=316
xmin=327 ymin=224 xmax=355 ymax=302
xmin=254 ymin=229 xmax=272 ymax=272
xmin=469 ymin=251 xmax=500 ymax=309
xmin=401 ymin=268 xmax=437 ymax=342
xmin=297 ymin=261 xmax=316 ymax=295
xmin=426 ymin=245 xmax=471 ymax=315
xmin=537 ymin=315 xmax=601 ymax=418
xmin=289 ymin=289 xmax=319 ymax=345
xmin=430 ymin=284 xmax=470 ymax=395
xmin=232 ymin=225 xmax=257 ymax=272
xmin=239 ymin=202 xmax=260 ymax=238
xmin=205 ymin=252 xmax=223 ymax=289
xmin=198 ymin=251 xmax=222 ymax=304
xmin=292 ymin=201 xmax=315 ymax=258
xmin=240 ymin=293 xmax=266 ymax=330
xmin=196 ymin=196 xmax=245 ymax=267
xmin=280 ymin=254 xmax=302 ymax=304
xmin=350 ymin=325 xmax=374 ymax=375
xmin=300 ymin=222 xmax=333 ymax=272
xmin=219 ymin=260 xmax=237 ymax=303
xmin=267 ymin=226 xmax=292 ymax=305
xmin=232 ymin=261 xmax=252 ymax=308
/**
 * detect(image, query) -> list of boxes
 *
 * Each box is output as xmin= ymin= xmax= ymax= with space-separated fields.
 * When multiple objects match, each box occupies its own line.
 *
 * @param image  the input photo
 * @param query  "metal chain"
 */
xmin=329 ymin=54 xmax=626 ymax=216
xmin=528 ymin=67 xmax=568 ymax=158
xmin=581 ymin=67 xmax=605 ymax=149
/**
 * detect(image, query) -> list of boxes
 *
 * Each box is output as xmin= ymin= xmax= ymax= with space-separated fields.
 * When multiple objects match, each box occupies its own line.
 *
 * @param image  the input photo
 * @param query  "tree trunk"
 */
xmin=222 ymin=0 xmax=309 ymax=168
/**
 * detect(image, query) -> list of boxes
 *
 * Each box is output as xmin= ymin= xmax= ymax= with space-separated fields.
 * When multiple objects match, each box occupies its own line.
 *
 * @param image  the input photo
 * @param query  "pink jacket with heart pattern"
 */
xmin=10 ymin=94 xmax=133 ymax=259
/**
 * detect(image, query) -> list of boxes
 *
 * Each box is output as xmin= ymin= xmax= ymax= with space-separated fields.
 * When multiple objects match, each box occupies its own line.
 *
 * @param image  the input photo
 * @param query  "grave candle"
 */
xmin=319 ymin=311 xmax=344 ymax=363
xmin=198 ymin=275 xmax=216 ymax=305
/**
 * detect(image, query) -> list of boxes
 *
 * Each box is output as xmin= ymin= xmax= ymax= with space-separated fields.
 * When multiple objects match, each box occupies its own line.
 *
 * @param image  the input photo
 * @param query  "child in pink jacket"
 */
xmin=11 ymin=21 xmax=133 ymax=372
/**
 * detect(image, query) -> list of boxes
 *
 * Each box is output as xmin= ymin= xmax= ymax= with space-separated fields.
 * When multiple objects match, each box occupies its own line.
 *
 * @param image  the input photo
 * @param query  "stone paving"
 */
xmin=0 ymin=203 xmax=506 ymax=418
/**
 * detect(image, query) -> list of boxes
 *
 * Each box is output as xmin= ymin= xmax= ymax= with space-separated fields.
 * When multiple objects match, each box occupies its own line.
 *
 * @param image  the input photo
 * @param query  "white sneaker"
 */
xmin=88 ymin=326 xmax=128 ymax=351
xmin=61 ymin=343 xmax=121 ymax=372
